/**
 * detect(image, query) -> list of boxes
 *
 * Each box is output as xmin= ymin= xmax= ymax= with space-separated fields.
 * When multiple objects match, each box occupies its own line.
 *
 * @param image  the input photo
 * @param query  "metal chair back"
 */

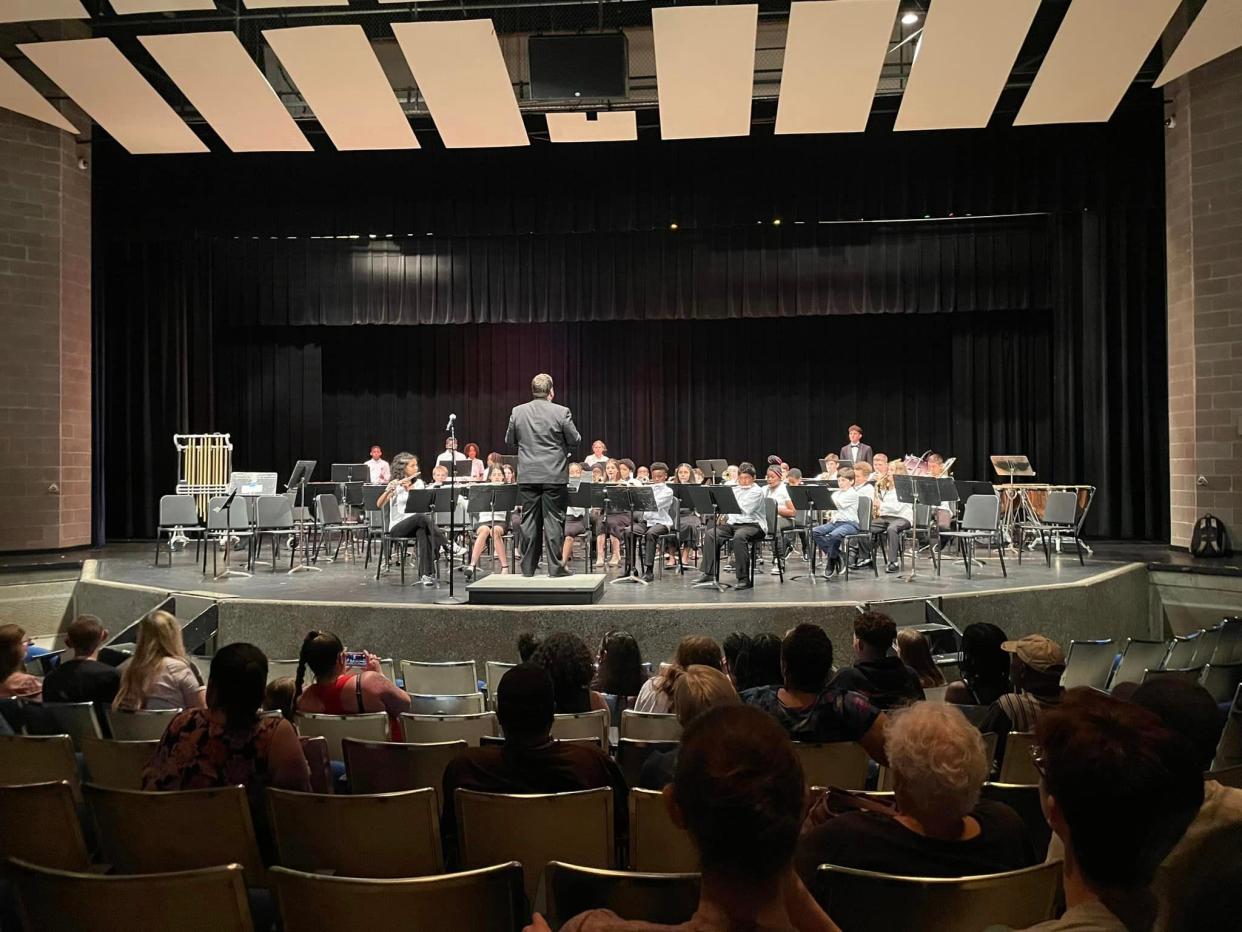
xmin=960 ymin=494 xmax=1000 ymax=532
xmin=159 ymin=494 xmax=200 ymax=527
xmin=545 ymin=861 xmax=699 ymax=931
xmin=255 ymin=494 xmax=293 ymax=528
xmin=1042 ymin=491 xmax=1077 ymax=526
xmin=1060 ymin=639 xmax=1116 ymax=691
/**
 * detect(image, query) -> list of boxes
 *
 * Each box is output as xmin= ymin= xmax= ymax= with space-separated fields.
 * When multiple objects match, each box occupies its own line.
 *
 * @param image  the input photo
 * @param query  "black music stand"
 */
xmin=466 ymin=483 xmax=519 ymax=575
xmin=695 ymin=459 xmax=729 ymax=485
xmin=990 ymin=455 xmax=1035 ymax=484
xmin=287 ymin=459 xmax=320 ymax=575
xmin=209 ymin=487 xmax=251 ymax=581
xmin=567 ymin=482 xmax=596 ymax=574
xmin=590 ymin=482 xmax=625 ymax=569
xmin=784 ymin=485 xmax=823 ymax=582
xmin=330 ymin=463 xmax=368 ymax=483
xmin=691 ymin=485 xmax=746 ymax=591
xmin=613 ymin=486 xmax=657 ymax=586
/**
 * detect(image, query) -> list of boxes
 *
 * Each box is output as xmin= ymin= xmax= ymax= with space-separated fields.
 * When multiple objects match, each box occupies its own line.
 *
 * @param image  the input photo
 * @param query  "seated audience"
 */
xmin=537 ymin=704 xmax=840 ymax=932
xmin=981 ymin=635 xmax=1065 ymax=768
xmin=634 ymin=636 xmax=723 ymax=714
xmin=1008 ymin=689 xmax=1204 ymax=932
xmin=517 ymin=632 xmax=541 ymax=663
xmin=591 ymin=631 xmax=648 ymax=719
xmin=829 ymin=612 xmax=925 ymax=709
xmin=734 ymin=633 xmax=784 ymax=692
xmin=896 ymin=628 xmax=946 ymax=689
xmin=530 ymin=631 xmax=610 ymax=717
xmin=722 ymin=632 xmax=750 ymax=688
xmin=41 ymin=614 xmax=120 ymax=707
xmin=944 ymin=622 xmax=1012 ymax=706
xmin=441 ymin=664 xmax=626 ymax=848
xmin=0 ymin=624 xmax=42 ymax=700
xmin=294 ymin=631 xmax=412 ymax=740
xmin=262 ymin=676 xmax=296 ymax=720
xmin=639 ymin=665 xmax=740 ymax=789
xmin=796 ymin=703 xmax=1034 ymax=883
xmin=741 ymin=624 xmax=887 ymax=763
xmin=112 ymin=610 xmax=205 ymax=712
xmin=144 ymin=643 xmax=311 ymax=812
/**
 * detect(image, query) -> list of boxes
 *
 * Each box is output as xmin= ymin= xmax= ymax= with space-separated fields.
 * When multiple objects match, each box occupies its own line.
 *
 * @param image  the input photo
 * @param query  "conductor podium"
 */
xmin=465 ymin=572 xmax=607 ymax=605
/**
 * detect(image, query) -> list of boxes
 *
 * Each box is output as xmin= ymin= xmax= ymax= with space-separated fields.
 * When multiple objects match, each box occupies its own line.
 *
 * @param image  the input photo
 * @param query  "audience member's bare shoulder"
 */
xmin=559 ymin=911 xmax=694 ymax=932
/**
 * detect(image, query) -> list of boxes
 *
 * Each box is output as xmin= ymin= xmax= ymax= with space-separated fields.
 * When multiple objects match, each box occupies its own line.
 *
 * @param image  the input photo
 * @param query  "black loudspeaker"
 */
xmin=528 ymin=33 xmax=627 ymax=100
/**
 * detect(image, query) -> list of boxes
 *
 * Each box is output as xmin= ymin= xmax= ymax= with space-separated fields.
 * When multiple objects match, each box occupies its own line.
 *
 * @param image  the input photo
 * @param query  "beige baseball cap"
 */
xmin=1001 ymin=635 xmax=1066 ymax=673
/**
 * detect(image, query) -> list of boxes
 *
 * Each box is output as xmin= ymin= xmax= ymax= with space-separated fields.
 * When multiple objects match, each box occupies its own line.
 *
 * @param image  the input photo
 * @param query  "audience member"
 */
xmin=896 ymin=628 xmax=946 ymax=689
xmin=639 ymin=665 xmax=740 ymax=789
xmin=144 ymin=643 xmax=310 ymax=815
xmin=741 ymin=624 xmax=887 ymax=763
xmin=981 ymin=635 xmax=1065 ymax=768
xmin=829 ymin=612 xmax=925 ymax=709
xmin=1009 ymin=689 xmax=1204 ymax=932
xmin=517 ymin=632 xmax=541 ymax=663
xmin=41 ymin=614 xmax=120 ymax=707
xmin=944 ymin=623 xmax=1012 ymax=706
xmin=530 ymin=631 xmax=610 ymax=717
xmin=634 ymin=636 xmax=724 ymax=714
xmin=294 ymin=631 xmax=412 ymax=740
xmin=592 ymin=631 xmax=648 ymax=718
xmin=442 ymin=664 xmax=626 ymax=850
xmin=537 ymin=704 xmax=840 ymax=932
xmin=722 ymin=632 xmax=750 ymax=688
xmin=0 ymin=624 xmax=42 ymax=701
xmin=112 ymin=610 xmax=204 ymax=712
xmin=797 ymin=703 xmax=1034 ymax=882
xmin=262 ymin=676 xmax=296 ymax=720
xmin=733 ymin=633 xmax=784 ymax=692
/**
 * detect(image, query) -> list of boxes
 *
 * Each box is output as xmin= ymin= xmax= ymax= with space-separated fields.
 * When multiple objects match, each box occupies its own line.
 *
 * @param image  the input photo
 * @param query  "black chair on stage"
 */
xmin=1016 ymin=490 xmax=1084 ymax=567
xmin=251 ymin=494 xmax=296 ymax=572
xmin=154 ymin=494 xmax=202 ymax=567
xmin=841 ymin=503 xmax=879 ymax=581
xmin=375 ymin=502 xmax=421 ymax=585
xmin=202 ymin=495 xmax=254 ymax=578
xmin=898 ymin=504 xmax=942 ymax=574
xmin=361 ymin=485 xmax=386 ymax=569
xmin=312 ymin=493 xmax=356 ymax=563
xmin=937 ymin=494 xmax=1007 ymax=580
xmin=628 ymin=506 xmax=686 ymax=580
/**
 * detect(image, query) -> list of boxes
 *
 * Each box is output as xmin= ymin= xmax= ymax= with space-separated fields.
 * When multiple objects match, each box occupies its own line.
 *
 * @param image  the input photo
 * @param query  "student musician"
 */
xmin=693 ymin=462 xmax=766 ymax=591
xmin=817 ymin=453 xmax=840 ymax=480
xmin=840 ymin=424 xmax=873 ymax=465
xmin=463 ymin=465 xmax=510 ymax=579
xmin=763 ymin=465 xmax=797 ymax=574
xmin=594 ymin=459 xmax=628 ymax=568
xmin=874 ymin=460 xmax=913 ymax=574
xmin=584 ymin=440 xmax=609 ymax=468
xmin=810 ymin=466 xmax=859 ymax=579
xmin=462 ymin=442 xmax=486 ymax=481
xmin=635 ymin=465 xmax=651 ymax=483
xmin=562 ymin=462 xmax=590 ymax=569
xmin=618 ymin=459 xmax=641 ymax=485
xmin=853 ymin=461 xmax=876 ymax=498
xmin=365 ymin=445 xmax=390 ymax=484
xmin=376 ymin=453 xmax=438 ymax=587
xmin=629 ymin=462 xmax=676 ymax=582
xmin=589 ymin=462 xmax=605 ymax=483
xmin=672 ymin=463 xmax=699 ymax=568
xmin=437 ymin=436 xmax=467 ymax=466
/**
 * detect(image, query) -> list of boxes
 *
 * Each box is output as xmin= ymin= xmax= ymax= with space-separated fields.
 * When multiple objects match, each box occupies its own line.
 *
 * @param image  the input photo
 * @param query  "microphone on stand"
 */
xmin=445 ymin=413 xmax=456 ymax=432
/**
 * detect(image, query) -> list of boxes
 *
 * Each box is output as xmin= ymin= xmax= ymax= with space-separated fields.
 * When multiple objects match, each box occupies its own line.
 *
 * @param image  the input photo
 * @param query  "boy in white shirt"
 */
xmin=630 ymin=462 xmax=676 ymax=581
xmin=811 ymin=467 xmax=860 ymax=578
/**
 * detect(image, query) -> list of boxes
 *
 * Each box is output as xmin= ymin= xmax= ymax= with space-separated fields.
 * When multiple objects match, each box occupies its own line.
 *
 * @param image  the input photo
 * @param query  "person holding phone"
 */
xmin=294 ymin=631 xmax=411 ymax=741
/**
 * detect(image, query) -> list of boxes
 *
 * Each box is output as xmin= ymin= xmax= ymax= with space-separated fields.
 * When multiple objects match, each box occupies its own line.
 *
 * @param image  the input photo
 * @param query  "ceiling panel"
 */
xmin=264 ymin=25 xmax=419 ymax=151
xmin=895 ymin=0 xmax=1039 ymax=131
xmin=546 ymin=111 xmax=637 ymax=143
xmin=109 ymin=1 xmax=216 ymax=13
xmin=1015 ymin=0 xmax=1182 ymax=125
xmin=1156 ymin=0 xmax=1242 ymax=86
xmin=20 ymin=37 xmax=208 ymax=154
xmin=775 ymin=0 xmax=897 ymax=135
xmin=140 ymin=32 xmax=311 ymax=153
xmin=652 ymin=4 xmax=758 ymax=140
xmin=0 ymin=58 xmax=79 ymax=133
xmin=391 ymin=19 xmax=527 ymax=148
xmin=241 ymin=0 xmax=348 ymax=8
xmin=0 ymin=0 xmax=87 ymax=22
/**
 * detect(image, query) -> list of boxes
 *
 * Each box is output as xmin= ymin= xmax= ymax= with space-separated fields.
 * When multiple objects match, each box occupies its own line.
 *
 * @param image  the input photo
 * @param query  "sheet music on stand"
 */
xmin=613 ymin=486 xmax=658 ymax=585
xmin=695 ymin=459 xmax=729 ymax=484
xmin=894 ymin=476 xmax=957 ymax=581
xmin=690 ymin=486 xmax=747 ymax=591
xmin=228 ymin=471 xmax=279 ymax=496
xmin=990 ymin=455 xmax=1035 ymax=483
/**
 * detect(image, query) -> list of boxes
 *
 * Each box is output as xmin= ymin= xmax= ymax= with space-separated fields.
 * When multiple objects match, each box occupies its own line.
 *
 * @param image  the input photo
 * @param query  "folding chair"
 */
xmin=154 ymin=494 xmax=203 ymax=567
xmin=343 ymin=737 xmax=466 ymax=807
xmin=400 ymin=660 xmax=479 ymax=696
xmin=619 ymin=710 xmax=682 ymax=742
xmin=551 ymin=709 xmax=609 ymax=749
xmin=0 ymin=781 xmax=90 ymax=870
xmin=399 ymin=712 xmax=499 ymax=747
xmin=628 ymin=787 xmax=698 ymax=873
xmin=294 ymin=711 xmax=390 ymax=761
xmin=1060 ymin=639 xmax=1117 ymax=691
xmin=105 ymin=707 xmax=181 ymax=742
xmin=936 ymin=494 xmax=1006 ymax=579
xmin=81 ymin=736 xmax=158 ymax=791
xmin=544 ymin=861 xmax=699 ymax=931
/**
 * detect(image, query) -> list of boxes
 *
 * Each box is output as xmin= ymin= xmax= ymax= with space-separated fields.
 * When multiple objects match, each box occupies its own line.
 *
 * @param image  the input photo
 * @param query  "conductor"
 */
xmin=505 ymin=373 xmax=581 ymax=577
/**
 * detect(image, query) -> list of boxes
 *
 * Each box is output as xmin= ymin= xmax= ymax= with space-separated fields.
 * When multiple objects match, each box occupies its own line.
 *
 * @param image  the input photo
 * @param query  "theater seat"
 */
xmin=544 ymin=861 xmax=700 ymax=930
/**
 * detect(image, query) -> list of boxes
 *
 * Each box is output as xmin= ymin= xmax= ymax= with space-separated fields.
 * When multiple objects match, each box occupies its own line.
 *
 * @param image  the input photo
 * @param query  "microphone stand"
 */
xmin=436 ymin=417 xmax=465 ymax=605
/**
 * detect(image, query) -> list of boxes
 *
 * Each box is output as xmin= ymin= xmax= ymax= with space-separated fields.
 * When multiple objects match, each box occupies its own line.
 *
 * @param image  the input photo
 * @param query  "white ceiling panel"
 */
xmin=1156 ymin=0 xmax=1242 ymax=86
xmin=141 ymin=32 xmax=311 ymax=153
xmin=895 ymin=0 xmax=1039 ymax=131
xmin=0 ymin=58 xmax=79 ymax=133
xmin=20 ymin=37 xmax=208 ymax=154
xmin=775 ymin=0 xmax=897 ymax=135
xmin=1015 ymin=0 xmax=1182 ymax=125
xmin=391 ymin=19 xmax=527 ymax=149
xmin=264 ymin=25 xmax=419 ymax=151
xmin=653 ymin=5 xmax=757 ymax=140
xmin=110 ymin=1 xmax=216 ymax=13
xmin=546 ymin=111 xmax=637 ymax=143
xmin=0 ymin=0 xmax=87 ymax=22
xmin=241 ymin=0 xmax=347 ymax=8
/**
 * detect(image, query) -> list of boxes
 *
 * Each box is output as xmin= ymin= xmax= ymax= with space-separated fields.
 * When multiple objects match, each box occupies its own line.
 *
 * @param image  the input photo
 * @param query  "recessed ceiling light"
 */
xmin=901 ymin=11 xmax=920 ymax=25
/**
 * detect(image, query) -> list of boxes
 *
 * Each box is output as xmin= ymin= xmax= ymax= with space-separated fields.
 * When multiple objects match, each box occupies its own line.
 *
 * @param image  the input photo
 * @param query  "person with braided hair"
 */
xmin=293 ymin=630 xmax=411 ymax=741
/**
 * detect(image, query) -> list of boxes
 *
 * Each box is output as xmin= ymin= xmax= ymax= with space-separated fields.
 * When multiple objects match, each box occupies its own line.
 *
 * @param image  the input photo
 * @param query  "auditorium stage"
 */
xmin=60 ymin=542 xmax=1176 ymax=669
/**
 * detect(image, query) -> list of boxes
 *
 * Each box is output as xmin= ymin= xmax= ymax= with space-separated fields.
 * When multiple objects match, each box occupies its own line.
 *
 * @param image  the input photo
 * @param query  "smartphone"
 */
xmin=343 ymin=651 xmax=367 ymax=668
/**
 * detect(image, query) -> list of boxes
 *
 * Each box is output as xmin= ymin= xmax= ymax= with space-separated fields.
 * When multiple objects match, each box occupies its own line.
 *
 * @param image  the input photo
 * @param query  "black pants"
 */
xmin=631 ymin=521 xmax=671 ymax=571
xmin=701 ymin=522 xmax=765 ymax=580
xmin=519 ymin=483 xmax=569 ymax=577
xmin=390 ymin=514 xmax=446 ymax=577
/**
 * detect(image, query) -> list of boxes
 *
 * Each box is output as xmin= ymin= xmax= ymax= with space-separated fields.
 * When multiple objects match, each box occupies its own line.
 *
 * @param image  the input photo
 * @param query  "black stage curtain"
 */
xmin=93 ymin=104 xmax=1168 ymax=542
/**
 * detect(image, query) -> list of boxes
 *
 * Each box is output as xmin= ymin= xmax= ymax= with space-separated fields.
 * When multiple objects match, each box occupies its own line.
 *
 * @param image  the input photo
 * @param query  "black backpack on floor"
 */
xmin=1190 ymin=514 xmax=1232 ymax=558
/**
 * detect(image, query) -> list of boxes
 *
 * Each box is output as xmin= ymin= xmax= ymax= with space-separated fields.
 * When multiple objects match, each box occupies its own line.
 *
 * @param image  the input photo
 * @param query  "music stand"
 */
xmin=783 ymin=485 xmax=831 ymax=582
xmin=990 ymin=455 xmax=1035 ymax=485
xmin=695 ymin=459 xmax=729 ymax=485
xmin=466 ymin=483 xmax=518 ymax=575
xmin=567 ymin=482 xmax=596 ymax=573
xmin=691 ymin=485 xmax=747 ymax=591
xmin=210 ymin=487 xmax=251 ymax=581
xmin=330 ymin=463 xmax=368 ymax=483
xmin=613 ymin=486 xmax=657 ymax=586
xmin=286 ymin=460 xmax=321 ymax=575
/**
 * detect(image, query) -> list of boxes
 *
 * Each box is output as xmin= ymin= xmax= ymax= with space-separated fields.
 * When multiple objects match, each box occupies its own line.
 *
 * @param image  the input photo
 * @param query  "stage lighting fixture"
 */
xmin=901 ymin=11 xmax=920 ymax=25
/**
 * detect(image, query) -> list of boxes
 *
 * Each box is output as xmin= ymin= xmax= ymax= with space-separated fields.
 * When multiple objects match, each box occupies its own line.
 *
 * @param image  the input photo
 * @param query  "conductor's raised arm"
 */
xmin=505 ymin=413 xmax=517 ymax=449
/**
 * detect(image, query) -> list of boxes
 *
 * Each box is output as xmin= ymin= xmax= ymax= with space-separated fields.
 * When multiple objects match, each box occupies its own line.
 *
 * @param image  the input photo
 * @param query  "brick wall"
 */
xmin=1164 ymin=48 xmax=1242 ymax=548
xmin=0 ymin=109 xmax=91 ymax=552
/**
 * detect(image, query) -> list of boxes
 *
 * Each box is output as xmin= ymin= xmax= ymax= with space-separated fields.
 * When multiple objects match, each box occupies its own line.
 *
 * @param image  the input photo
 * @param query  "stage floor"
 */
xmin=91 ymin=540 xmax=1139 ymax=608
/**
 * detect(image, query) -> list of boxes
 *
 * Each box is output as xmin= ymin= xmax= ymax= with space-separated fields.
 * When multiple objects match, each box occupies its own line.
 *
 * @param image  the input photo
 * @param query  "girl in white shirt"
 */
xmin=464 ymin=466 xmax=510 ymax=578
xmin=113 ymin=610 xmax=206 ymax=712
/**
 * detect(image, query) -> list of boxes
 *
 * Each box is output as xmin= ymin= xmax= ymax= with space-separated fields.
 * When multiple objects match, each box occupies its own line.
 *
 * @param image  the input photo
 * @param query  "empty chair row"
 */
xmin=1062 ymin=627 xmax=1242 ymax=700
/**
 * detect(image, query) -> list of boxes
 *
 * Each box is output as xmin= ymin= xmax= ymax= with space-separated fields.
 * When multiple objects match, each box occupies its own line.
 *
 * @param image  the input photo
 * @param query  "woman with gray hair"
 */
xmin=795 ymin=702 xmax=1034 ymax=882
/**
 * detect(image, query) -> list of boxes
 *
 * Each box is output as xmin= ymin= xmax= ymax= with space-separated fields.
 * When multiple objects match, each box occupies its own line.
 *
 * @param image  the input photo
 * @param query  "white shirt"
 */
xmin=366 ymin=458 xmax=390 ymax=484
xmin=831 ymin=486 xmax=860 ymax=524
xmin=763 ymin=483 xmax=793 ymax=511
xmin=877 ymin=485 xmax=914 ymax=523
xmin=640 ymin=482 xmax=676 ymax=528
xmin=845 ymin=443 xmax=863 ymax=463
xmin=388 ymin=478 xmax=426 ymax=529
xmin=469 ymin=485 xmax=507 ymax=524
xmin=727 ymin=483 xmax=766 ymax=526
xmin=437 ymin=450 xmax=467 ymax=464
xmin=584 ymin=453 xmax=609 ymax=467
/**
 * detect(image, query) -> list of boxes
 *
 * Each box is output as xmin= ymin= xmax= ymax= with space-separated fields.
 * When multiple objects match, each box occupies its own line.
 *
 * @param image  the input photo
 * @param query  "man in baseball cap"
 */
xmin=981 ymin=634 xmax=1067 ymax=769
